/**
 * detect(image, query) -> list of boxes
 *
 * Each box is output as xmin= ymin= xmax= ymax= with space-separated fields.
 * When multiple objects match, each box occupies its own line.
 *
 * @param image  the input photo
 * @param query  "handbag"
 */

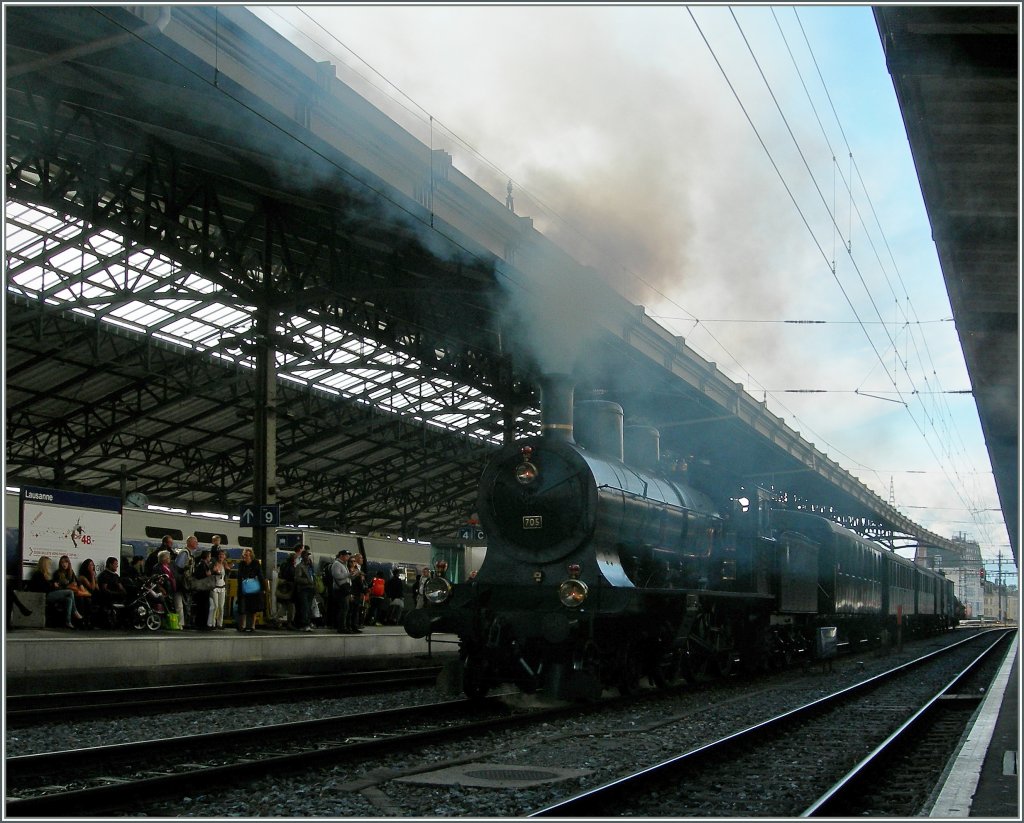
xmin=241 ymin=577 xmax=260 ymax=595
xmin=193 ymin=575 xmax=216 ymax=592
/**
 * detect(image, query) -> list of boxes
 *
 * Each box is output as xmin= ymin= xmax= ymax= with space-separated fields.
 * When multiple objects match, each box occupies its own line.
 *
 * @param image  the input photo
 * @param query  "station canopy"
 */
xmin=5 ymin=198 xmax=534 ymax=539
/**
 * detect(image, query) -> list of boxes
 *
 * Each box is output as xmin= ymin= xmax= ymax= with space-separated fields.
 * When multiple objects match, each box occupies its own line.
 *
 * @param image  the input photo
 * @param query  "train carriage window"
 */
xmin=195 ymin=531 xmax=229 ymax=544
xmin=238 ymin=536 xmax=254 ymax=548
xmin=145 ymin=526 xmax=184 ymax=541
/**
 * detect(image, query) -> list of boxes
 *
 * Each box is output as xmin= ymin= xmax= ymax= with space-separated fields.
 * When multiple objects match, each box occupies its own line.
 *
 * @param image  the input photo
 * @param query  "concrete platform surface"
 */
xmin=4 ymin=624 xmax=458 ymax=693
xmin=929 ymin=633 xmax=1019 ymax=819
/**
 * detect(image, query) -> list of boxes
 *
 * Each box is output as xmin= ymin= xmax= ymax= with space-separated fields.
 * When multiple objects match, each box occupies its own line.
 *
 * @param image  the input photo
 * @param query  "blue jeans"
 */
xmin=47 ymin=589 xmax=75 ymax=623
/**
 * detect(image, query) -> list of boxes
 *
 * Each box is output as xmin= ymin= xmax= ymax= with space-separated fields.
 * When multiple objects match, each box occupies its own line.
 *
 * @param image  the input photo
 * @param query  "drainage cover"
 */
xmin=466 ymin=768 xmax=560 ymax=782
xmin=398 ymin=762 xmax=591 ymax=788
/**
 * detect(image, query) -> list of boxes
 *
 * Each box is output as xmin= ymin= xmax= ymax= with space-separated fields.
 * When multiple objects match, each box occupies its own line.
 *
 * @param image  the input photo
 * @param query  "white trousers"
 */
xmin=209 ymin=587 xmax=227 ymax=627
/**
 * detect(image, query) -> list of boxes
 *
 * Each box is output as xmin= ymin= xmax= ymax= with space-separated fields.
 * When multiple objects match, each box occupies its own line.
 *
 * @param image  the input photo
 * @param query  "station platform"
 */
xmin=3 ymin=624 xmax=459 ymax=695
xmin=929 ymin=632 xmax=1019 ymax=818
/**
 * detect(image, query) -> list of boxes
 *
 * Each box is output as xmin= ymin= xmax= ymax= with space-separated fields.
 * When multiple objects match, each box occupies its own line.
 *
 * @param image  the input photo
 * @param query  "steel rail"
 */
xmin=5 ymin=693 xmax=476 ymax=781
xmin=6 ymin=689 xmax=621 ymax=817
xmin=5 ymin=666 xmax=441 ymax=724
xmin=800 ymin=629 xmax=1015 ymax=817
xmin=528 ymin=630 xmax=1007 ymax=817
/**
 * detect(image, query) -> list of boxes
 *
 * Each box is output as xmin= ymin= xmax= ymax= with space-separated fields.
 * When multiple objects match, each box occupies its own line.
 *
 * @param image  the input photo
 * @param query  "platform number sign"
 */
xmin=240 ymin=504 xmax=280 ymax=528
xmin=457 ymin=525 xmax=486 ymax=542
xmin=260 ymin=505 xmax=281 ymax=527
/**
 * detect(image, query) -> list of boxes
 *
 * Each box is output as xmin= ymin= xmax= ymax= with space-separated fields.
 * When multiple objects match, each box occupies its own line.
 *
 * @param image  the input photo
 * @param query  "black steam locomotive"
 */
xmin=405 ymin=376 xmax=957 ymax=700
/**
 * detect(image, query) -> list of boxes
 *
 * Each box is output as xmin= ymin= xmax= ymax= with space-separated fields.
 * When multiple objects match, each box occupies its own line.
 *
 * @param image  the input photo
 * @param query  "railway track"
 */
xmin=7 ymin=663 xmax=724 ymax=817
xmin=803 ymin=630 xmax=1015 ymax=817
xmin=529 ymin=629 xmax=1014 ymax=817
xmin=5 ymin=666 xmax=442 ymax=725
xmin=6 ymin=630 xmax=1005 ymax=817
xmin=5 ymin=692 xmax=592 ymax=816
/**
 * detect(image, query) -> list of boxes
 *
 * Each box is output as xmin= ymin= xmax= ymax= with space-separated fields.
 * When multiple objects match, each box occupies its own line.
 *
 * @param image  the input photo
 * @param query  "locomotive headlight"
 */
xmin=423 ymin=576 xmax=453 ymax=605
xmin=515 ymin=461 xmax=538 ymax=485
xmin=558 ymin=579 xmax=588 ymax=608
xmin=515 ymin=445 xmax=538 ymax=485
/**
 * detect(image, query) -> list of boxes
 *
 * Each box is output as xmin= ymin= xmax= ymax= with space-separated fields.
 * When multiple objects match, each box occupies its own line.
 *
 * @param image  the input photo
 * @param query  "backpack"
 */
xmin=180 ymin=550 xmax=196 ymax=589
xmin=279 ymin=558 xmax=294 ymax=582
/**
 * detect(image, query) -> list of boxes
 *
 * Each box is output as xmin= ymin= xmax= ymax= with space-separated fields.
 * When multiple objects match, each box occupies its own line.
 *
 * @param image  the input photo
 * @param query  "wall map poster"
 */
xmin=19 ymin=486 xmax=122 ymax=578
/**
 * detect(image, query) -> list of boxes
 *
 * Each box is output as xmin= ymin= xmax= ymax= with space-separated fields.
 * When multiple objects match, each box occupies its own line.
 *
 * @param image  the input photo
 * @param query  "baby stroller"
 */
xmin=103 ymin=573 xmax=168 ymax=631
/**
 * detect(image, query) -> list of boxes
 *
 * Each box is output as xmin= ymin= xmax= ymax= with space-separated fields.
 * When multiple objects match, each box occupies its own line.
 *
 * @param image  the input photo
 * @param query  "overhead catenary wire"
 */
xmin=700 ymin=6 xmax=992 ymax=537
xmin=790 ymin=7 xmax=989 ymax=521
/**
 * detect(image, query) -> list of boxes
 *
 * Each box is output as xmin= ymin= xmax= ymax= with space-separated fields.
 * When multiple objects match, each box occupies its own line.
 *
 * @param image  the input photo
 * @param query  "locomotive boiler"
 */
xmin=405 ymin=375 xmax=955 ymax=700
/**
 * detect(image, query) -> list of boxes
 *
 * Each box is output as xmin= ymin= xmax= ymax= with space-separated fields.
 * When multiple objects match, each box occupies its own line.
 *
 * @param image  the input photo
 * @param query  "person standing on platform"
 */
xmin=347 ymin=558 xmax=366 ymax=633
xmin=174 ymin=535 xmax=198 ymax=627
xmin=147 ymin=535 xmax=175 ymax=575
xmin=330 ymin=550 xmax=352 ymax=633
xmin=154 ymin=550 xmax=181 ymax=628
xmin=415 ymin=567 xmax=432 ymax=608
xmin=191 ymin=549 xmax=213 ymax=631
xmin=384 ymin=567 xmax=405 ymax=625
xmin=208 ymin=547 xmax=229 ymax=629
xmin=272 ymin=544 xmax=299 ymax=629
xmin=236 ymin=547 xmax=264 ymax=633
xmin=293 ymin=547 xmax=316 ymax=633
xmin=367 ymin=570 xmax=387 ymax=626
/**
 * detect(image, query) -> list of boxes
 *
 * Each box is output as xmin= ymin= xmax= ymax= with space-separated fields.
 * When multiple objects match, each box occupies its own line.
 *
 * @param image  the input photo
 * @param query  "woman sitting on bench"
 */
xmin=27 ymin=556 xmax=82 ymax=629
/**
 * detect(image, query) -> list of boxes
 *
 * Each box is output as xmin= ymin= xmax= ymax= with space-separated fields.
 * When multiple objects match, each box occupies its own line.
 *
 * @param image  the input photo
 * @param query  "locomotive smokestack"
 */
xmin=575 ymin=400 xmax=624 ymax=461
xmin=539 ymin=373 xmax=575 ymax=442
xmin=624 ymin=425 xmax=660 ymax=470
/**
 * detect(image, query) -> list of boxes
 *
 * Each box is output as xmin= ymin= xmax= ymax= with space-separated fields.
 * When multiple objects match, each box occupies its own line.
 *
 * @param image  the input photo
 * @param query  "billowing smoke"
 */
xmin=492 ymin=237 xmax=624 ymax=377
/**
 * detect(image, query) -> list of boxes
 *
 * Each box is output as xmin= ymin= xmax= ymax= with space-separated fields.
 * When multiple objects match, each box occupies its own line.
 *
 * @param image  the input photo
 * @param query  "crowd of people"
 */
xmin=9 ymin=536 xmax=446 ymax=633
xmin=271 ymin=547 xmax=441 ymax=635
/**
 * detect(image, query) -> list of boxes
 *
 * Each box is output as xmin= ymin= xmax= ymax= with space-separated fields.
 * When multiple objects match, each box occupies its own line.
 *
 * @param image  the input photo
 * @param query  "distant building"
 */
xmin=984 ymin=581 xmax=1018 ymax=623
xmin=916 ymin=533 xmax=983 ymax=618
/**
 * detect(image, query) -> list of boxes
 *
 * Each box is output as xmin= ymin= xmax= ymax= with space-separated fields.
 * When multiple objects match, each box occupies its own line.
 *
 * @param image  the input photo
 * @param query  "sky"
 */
xmin=248 ymin=3 xmax=1013 ymax=579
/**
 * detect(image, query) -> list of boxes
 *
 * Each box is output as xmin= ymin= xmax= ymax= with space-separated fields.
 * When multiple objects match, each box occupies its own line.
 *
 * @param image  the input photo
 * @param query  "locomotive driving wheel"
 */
xmin=681 ymin=612 xmax=712 ymax=683
xmin=714 ymin=651 xmax=736 ymax=678
xmin=461 ymin=656 xmax=490 ymax=700
xmin=648 ymin=646 xmax=683 ymax=689
xmin=617 ymin=642 xmax=644 ymax=696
